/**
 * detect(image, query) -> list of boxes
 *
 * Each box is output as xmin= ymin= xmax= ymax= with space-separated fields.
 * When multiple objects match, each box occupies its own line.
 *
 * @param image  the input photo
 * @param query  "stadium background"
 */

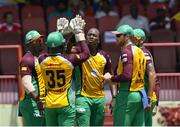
xmin=0 ymin=0 xmax=180 ymax=126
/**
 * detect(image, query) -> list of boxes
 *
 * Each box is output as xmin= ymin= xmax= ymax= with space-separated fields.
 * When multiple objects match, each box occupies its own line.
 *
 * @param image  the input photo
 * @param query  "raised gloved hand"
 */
xmin=69 ymin=15 xmax=86 ymax=42
xmin=57 ymin=17 xmax=71 ymax=35
xmin=69 ymin=15 xmax=86 ymax=34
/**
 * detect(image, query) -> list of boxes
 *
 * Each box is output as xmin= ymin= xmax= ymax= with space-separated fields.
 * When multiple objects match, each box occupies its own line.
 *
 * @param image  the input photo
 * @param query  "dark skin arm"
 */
xmin=146 ymin=63 xmax=156 ymax=109
xmin=110 ymin=84 xmax=117 ymax=98
xmin=109 ymin=83 xmax=118 ymax=114
xmin=29 ymin=91 xmax=44 ymax=114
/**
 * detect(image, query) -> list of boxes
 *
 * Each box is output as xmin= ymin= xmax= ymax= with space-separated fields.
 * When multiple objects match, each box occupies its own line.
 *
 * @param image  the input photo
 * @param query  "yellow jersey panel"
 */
xmin=81 ymin=53 xmax=106 ymax=98
xmin=40 ymin=56 xmax=74 ymax=108
xmin=34 ymin=57 xmax=45 ymax=101
xmin=117 ymin=56 xmax=123 ymax=75
xmin=130 ymin=46 xmax=146 ymax=91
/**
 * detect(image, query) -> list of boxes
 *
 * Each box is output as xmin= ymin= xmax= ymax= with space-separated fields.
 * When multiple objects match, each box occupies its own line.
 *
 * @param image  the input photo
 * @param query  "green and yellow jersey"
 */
xmin=141 ymin=46 xmax=159 ymax=103
xmin=112 ymin=44 xmax=146 ymax=91
xmin=74 ymin=50 xmax=112 ymax=98
xmin=40 ymin=55 xmax=74 ymax=108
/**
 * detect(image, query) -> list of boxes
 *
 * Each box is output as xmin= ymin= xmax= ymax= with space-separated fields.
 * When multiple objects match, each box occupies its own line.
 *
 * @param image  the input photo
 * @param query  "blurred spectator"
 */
xmin=168 ymin=0 xmax=176 ymax=9
xmin=149 ymin=4 xmax=171 ymax=31
xmin=75 ymin=0 xmax=94 ymax=17
xmin=116 ymin=3 xmax=150 ymax=34
xmin=25 ymin=0 xmax=42 ymax=5
xmin=48 ymin=0 xmax=73 ymax=21
xmin=0 ymin=11 xmax=21 ymax=33
xmin=148 ymin=0 xmax=167 ymax=3
xmin=0 ymin=0 xmax=25 ymax=6
xmin=168 ymin=0 xmax=180 ymax=16
xmin=93 ymin=0 xmax=118 ymax=12
xmin=95 ymin=0 xmax=118 ymax=19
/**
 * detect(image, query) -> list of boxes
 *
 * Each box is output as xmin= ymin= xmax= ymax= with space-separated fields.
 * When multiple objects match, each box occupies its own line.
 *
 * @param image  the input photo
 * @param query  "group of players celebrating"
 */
xmin=18 ymin=15 xmax=160 ymax=126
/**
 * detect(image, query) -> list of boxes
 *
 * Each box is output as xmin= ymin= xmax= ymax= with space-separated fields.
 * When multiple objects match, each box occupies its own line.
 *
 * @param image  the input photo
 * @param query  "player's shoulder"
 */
xmin=99 ymin=50 xmax=110 ymax=58
xmin=141 ymin=47 xmax=152 ymax=56
xmin=99 ymin=50 xmax=107 ymax=55
xmin=39 ymin=53 xmax=48 ymax=63
xmin=21 ymin=52 xmax=34 ymax=62
xmin=141 ymin=46 xmax=148 ymax=52
xmin=122 ymin=44 xmax=134 ymax=55
xmin=21 ymin=52 xmax=34 ymax=66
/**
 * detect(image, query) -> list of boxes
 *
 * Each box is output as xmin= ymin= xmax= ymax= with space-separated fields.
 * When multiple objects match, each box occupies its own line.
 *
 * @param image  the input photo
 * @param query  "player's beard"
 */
xmin=116 ymin=40 xmax=123 ymax=47
xmin=88 ymin=43 xmax=98 ymax=55
xmin=33 ymin=45 xmax=44 ymax=56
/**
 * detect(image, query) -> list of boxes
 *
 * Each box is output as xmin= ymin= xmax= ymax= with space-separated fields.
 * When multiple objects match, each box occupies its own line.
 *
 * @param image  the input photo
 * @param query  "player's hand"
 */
xmin=71 ymin=46 xmax=79 ymax=53
xmin=57 ymin=17 xmax=71 ymax=35
xmin=110 ymin=97 xmax=116 ymax=114
xmin=69 ymin=15 xmax=86 ymax=34
xmin=69 ymin=15 xmax=86 ymax=42
xmin=103 ymin=72 xmax=112 ymax=83
xmin=145 ymin=99 xmax=152 ymax=111
xmin=152 ymin=105 xmax=158 ymax=116
xmin=36 ymin=100 xmax=45 ymax=116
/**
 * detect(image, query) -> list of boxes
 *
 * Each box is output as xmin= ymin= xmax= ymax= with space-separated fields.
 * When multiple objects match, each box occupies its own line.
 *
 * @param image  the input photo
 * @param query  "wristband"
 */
xmin=75 ymin=33 xmax=85 ymax=42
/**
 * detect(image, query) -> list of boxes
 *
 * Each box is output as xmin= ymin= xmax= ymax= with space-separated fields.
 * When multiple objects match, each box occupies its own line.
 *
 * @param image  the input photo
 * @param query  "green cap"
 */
xmin=45 ymin=31 xmax=65 ymax=48
xmin=25 ymin=30 xmax=44 ymax=44
xmin=112 ymin=24 xmax=133 ymax=36
xmin=133 ymin=28 xmax=146 ymax=41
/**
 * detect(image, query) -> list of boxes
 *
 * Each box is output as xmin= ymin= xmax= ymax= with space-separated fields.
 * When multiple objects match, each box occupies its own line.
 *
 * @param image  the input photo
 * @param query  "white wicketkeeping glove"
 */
xmin=57 ymin=17 xmax=71 ymax=35
xmin=69 ymin=15 xmax=86 ymax=42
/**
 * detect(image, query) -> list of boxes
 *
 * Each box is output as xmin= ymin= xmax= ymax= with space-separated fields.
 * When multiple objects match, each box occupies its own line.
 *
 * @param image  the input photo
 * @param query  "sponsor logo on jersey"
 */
xmin=49 ymin=88 xmax=67 ymax=93
xmin=47 ymin=63 xmax=61 ymax=67
xmin=77 ymin=107 xmax=86 ymax=113
xmin=21 ymin=67 xmax=27 ymax=71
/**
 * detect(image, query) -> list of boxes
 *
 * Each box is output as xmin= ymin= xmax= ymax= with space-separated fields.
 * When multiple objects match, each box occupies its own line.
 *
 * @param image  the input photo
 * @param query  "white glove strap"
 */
xmin=75 ymin=33 xmax=85 ymax=42
xmin=22 ymin=75 xmax=35 ymax=94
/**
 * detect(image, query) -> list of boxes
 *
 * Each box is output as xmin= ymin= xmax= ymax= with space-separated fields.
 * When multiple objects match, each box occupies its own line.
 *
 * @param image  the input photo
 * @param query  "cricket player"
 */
xmin=133 ymin=28 xmax=160 ymax=126
xmin=38 ymin=15 xmax=90 ymax=126
xmin=72 ymin=28 xmax=116 ymax=126
xmin=104 ymin=24 xmax=153 ymax=126
xmin=19 ymin=30 xmax=46 ymax=126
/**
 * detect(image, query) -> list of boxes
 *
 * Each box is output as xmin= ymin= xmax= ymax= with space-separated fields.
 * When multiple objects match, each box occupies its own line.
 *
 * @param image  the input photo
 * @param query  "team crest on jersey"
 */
xmin=91 ymin=69 xmax=99 ymax=77
xmin=21 ymin=67 xmax=27 ymax=71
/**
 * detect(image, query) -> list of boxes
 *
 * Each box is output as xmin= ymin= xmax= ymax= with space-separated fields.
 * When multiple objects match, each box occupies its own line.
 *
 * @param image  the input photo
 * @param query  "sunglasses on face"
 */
xmin=116 ymin=34 xmax=125 ymax=38
xmin=31 ymin=38 xmax=44 ymax=44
